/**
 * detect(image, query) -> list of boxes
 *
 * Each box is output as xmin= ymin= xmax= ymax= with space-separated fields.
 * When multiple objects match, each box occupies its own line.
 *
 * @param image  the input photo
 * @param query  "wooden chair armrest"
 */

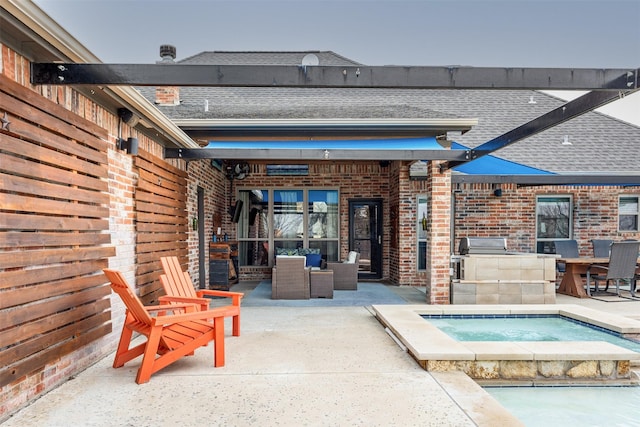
xmin=195 ymin=290 xmax=244 ymax=305
xmin=153 ymin=306 xmax=237 ymax=326
xmin=145 ymin=303 xmax=199 ymax=315
xmin=159 ymin=295 xmax=210 ymax=310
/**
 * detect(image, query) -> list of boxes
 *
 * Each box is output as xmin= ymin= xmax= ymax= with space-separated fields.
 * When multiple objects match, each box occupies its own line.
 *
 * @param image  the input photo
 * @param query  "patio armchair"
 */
xmin=103 ymin=269 xmax=232 ymax=384
xmin=159 ymin=256 xmax=243 ymax=336
xmin=272 ymin=255 xmax=310 ymax=299
xmin=327 ymin=251 xmax=360 ymax=290
xmin=587 ymin=241 xmax=640 ymax=297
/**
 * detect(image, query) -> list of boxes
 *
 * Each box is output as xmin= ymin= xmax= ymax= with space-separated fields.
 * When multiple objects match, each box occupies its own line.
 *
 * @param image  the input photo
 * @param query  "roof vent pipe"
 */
xmin=159 ymin=45 xmax=176 ymax=62
xmin=204 ymin=99 xmax=209 ymax=112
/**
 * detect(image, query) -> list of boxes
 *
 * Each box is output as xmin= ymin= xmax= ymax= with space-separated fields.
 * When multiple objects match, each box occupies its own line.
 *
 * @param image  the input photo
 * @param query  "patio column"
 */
xmin=426 ymin=160 xmax=451 ymax=304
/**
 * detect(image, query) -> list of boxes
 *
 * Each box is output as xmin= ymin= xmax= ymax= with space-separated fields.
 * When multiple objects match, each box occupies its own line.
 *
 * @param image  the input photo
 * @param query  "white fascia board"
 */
xmin=173 ymin=118 xmax=478 ymax=131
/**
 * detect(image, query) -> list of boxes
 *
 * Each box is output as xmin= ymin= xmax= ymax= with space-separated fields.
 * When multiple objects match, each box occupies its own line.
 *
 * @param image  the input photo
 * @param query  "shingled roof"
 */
xmin=137 ymin=51 xmax=640 ymax=174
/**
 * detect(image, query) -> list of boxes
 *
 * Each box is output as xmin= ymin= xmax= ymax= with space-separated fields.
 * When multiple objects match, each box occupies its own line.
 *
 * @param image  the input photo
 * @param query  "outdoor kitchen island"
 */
xmin=450 ymin=238 xmax=557 ymax=304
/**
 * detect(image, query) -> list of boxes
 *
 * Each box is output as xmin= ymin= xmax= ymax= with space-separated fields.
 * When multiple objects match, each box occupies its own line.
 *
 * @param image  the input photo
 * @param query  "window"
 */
xmin=619 ymin=196 xmax=639 ymax=231
xmin=536 ymin=195 xmax=572 ymax=253
xmin=236 ymin=188 xmax=339 ymax=266
xmin=417 ymin=196 xmax=428 ymax=270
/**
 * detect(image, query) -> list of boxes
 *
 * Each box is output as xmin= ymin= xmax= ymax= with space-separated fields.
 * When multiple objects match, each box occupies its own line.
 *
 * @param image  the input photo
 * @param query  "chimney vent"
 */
xmin=159 ymin=45 xmax=176 ymax=62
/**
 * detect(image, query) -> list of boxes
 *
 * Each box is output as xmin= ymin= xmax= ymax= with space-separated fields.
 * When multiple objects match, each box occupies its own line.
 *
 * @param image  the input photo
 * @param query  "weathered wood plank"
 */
xmin=0 ymin=311 xmax=110 ymax=368
xmin=135 ymin=151 xmax=187 ymax=183
xmin=0 ymin=213 xmax=109 ymax=231
xmin=0 ymin=246 xmax=115 ymax=269
xmin=135 ymin=189 xmax=186 ymax=205
xmin=137 ymin=240 xmax=188 ymax=254
xmin=136 ymin=232 xmax=188 ymax=244
xmin=0 ymin=193 xmax=109 ymax=218
xmin=0 ymin=134 xmax=107 ymax=178
xmin=0 ymin=231 xmax=111 ymax=248
xmin=135 ymin=200 xmax=185 ymax=216
xmin=0 ymin=73 xmax=108 ymax=139
xmin=0 ymin=280 xmax=108 ymax=322
xmin=0 ymin=152 xmax=108 ymax=192
xmin=136 ymin=248 xmax=186 ymax=265
xmin=0 ymin=174 xmax=110 ymax=205
xmin=0 ymin=298 xmax=110 ymax=348
xmin=138 ymin=168 xmax=185 ymax=194
xmin=0 ymin=104 xmax=107 ymax=164
xmin=0 ymin=324 xmax=111 ymax=388
xmin=0 ymin=259 xmax=108 ymax=289
xmin=136 ymin=222 xmax=188 ymax=233
xmin=137 ymin=211 xmax=188 ymax=225
xmin=136 ymin=179 xmax=186 ymax=201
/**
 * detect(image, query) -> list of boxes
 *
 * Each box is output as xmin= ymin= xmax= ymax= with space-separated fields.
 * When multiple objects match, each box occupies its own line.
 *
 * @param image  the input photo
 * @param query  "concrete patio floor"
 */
xmin=4 ymin=284 xmax=640 ymax=426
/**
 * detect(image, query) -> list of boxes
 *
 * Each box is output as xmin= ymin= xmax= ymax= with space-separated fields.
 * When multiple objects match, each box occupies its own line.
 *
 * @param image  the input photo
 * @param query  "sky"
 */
xmin=33 ymin=0 xmax=640 ymax=124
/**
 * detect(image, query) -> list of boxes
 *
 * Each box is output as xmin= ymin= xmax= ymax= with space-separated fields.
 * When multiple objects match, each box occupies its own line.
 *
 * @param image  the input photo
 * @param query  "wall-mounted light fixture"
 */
xmin=116 ymin=107 xmax=139 ymax=155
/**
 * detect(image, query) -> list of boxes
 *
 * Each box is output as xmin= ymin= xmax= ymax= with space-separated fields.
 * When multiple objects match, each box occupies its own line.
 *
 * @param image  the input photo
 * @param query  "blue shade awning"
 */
xmin=196 ymin=137 xmax=469 ymax=161
xmin=450 ymin=142 xmax=554 ymax=175
xmin=206 ymin=137 xmax=445 ymax=150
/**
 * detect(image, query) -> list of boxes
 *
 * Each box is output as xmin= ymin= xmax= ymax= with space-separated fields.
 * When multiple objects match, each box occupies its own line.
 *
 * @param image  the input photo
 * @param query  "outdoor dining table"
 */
xmin=556 ymin=257 xmax=609 ymax=298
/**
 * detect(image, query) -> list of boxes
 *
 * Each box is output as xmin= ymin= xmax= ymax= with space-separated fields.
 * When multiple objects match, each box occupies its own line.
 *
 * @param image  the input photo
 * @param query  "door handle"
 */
xmin=378 ymin=235 xmax=381 ymax=244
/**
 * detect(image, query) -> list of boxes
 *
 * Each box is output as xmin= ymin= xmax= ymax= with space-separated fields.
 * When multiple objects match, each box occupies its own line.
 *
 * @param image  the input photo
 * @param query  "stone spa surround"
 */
xmin=373 ymin=304 xmax=640 ymax=385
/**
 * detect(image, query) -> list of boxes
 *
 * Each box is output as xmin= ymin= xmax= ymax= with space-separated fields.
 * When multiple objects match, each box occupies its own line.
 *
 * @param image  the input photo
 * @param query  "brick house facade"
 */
xmin=1 ymin=2 xmax=640 ymax=421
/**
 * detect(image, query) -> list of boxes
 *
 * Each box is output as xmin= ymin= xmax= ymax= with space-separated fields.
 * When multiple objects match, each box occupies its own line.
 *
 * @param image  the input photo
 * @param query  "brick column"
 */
xmin=426 ymin=161 xmax=451 ymax=304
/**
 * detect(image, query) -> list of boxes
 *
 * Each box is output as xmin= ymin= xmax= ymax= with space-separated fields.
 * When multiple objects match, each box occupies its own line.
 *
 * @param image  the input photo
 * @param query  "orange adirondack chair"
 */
xmin=104 ymin=269 xmax=233 ymax=384
xmin=159 ymin=256 xmax=243 ymax=336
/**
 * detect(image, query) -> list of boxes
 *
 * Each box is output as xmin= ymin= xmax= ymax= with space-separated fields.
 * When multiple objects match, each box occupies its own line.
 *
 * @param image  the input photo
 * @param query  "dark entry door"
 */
xmin=349 ymin=199 xmax=383 ymax=279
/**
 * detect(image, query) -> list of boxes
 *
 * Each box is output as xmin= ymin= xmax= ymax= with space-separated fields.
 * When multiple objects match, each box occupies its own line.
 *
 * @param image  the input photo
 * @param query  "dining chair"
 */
xmin=591 ymin=239 xmax=613 ymax=258
xmin=587 ymin=241 xmax=640 ymax=297
xmin=553 ymin=240 xmax=579 ymax=286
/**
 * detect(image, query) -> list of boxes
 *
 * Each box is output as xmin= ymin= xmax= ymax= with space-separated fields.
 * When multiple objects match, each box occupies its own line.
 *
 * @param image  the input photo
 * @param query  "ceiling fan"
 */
xmin=226 ymin=162 xmax=250 ymax=181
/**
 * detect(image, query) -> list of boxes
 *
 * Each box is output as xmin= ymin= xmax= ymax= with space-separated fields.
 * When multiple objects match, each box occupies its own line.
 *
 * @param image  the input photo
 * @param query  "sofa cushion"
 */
xmin=305 ymin=253 xmax=323 ymax=268
xmin=346 ymin=251 xmax=358 ymax=264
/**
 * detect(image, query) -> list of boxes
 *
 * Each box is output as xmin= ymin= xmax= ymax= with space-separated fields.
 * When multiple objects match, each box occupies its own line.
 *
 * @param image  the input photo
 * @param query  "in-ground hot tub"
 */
xmin=451 ymin=237 xmax=557 ymax=304
xmin=374 ymin=304 xmax=640 ymax=385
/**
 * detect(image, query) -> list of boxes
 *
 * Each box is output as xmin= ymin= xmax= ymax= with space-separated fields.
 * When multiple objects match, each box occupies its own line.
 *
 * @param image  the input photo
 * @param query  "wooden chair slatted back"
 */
xmin=160 ymin=256 xmax=198 ymax=299
xmin=103 ymin=269 xmax=152 ymax=325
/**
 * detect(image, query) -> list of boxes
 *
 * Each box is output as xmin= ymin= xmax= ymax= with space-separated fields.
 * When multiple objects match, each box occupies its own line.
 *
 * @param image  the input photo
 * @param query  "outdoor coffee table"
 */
xmin=310 ymin=270 xmax=334 ymax=298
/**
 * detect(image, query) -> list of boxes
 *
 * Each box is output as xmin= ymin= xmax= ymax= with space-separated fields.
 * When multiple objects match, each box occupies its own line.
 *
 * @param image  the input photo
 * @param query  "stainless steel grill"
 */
xmin=458 ymin=237 xmax=508 ymax=255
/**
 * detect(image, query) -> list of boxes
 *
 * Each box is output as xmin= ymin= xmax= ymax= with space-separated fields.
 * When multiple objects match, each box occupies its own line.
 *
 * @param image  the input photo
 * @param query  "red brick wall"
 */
xmin=453 ymin=183 xmax=640 ymax=254
xmin=184 ymin=160 xmax=227 ymax=286
xmin=226 ymin=161 xmax=393 ymax=280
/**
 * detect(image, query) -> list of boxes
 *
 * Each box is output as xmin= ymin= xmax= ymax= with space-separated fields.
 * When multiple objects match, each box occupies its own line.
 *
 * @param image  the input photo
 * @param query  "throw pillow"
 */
xmin=305 ymin=253 xmax=322 ymax=268
xmin=346 ymin=251 xmax=358 ymax=264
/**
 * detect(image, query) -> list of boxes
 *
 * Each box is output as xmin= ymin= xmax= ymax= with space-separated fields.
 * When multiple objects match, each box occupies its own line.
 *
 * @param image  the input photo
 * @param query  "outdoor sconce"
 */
xmin=116 ymin=107 xmax=139 ymax=156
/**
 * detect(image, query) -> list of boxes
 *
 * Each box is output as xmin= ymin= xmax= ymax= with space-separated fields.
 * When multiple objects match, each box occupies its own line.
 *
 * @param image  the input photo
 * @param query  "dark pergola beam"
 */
xmin=30 ymin=63 xmax=638 ymax=90
xmin=164 ymin=147 xmax=471 ymax=161
xmin=451 ymin=174 xmax=640 ymax=185
xmin=440 ymin=87 xmax=638 ymax=171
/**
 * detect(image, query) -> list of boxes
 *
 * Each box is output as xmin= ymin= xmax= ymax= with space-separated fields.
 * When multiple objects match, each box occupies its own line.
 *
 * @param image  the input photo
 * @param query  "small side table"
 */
xmin=310 ymin=270 xmax=334 ymax=298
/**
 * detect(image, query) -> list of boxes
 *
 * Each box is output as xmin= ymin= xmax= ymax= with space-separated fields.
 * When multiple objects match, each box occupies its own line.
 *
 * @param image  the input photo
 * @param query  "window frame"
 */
xmin=535 ymin=195 xmax=573 ymax=254
xmin=619 ymin=195 xmax=640 ymax=232
xmin=236 ymin=187 xmax=340 ymax=266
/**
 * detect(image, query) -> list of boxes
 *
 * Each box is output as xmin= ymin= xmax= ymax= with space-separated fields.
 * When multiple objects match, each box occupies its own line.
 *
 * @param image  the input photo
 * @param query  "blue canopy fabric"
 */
xmin=450 ymin=142 xmax=554 ymax=175
xmin=205 ymin=137 xmax=444 ymax=150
